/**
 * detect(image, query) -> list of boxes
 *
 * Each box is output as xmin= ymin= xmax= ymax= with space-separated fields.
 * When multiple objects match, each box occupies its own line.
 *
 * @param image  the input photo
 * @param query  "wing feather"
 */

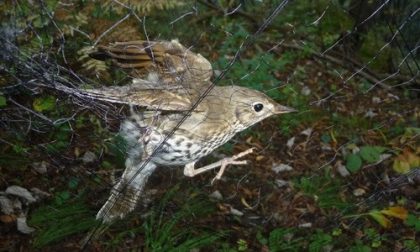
xmin=83 ymin=85 xmax=193 ymax=111
xmin=90 ymin=40 xmax=213 ymax=85
xmin=88 ymin=40 xmax=213 ymax=111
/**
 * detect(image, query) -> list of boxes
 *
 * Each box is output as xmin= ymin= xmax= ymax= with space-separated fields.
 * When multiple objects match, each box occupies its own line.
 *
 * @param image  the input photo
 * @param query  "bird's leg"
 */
xmin=183 ymin=148 xmax=254 ymax=184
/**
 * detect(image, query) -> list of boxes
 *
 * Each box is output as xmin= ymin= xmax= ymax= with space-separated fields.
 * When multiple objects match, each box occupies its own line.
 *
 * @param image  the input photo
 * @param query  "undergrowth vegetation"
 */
xmin=0 ymin=0 xmax=419 ymax=251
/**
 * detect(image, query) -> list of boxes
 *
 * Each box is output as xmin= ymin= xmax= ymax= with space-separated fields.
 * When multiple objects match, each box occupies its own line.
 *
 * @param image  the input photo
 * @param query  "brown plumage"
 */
xmin=87 ymin=40 xmax=296 ymax=223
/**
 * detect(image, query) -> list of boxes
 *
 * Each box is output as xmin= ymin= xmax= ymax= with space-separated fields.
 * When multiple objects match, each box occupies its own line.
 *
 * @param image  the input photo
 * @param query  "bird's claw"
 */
xmin=211 ymin=147 xmax=254 ymax=184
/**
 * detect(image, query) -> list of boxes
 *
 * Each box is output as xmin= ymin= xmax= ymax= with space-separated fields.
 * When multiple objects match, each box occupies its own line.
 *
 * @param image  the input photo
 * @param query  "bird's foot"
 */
xmin=211 ymin=148 xmax=254 ymax=184
xmin=183 ymin=148 xmax=254 ymax=183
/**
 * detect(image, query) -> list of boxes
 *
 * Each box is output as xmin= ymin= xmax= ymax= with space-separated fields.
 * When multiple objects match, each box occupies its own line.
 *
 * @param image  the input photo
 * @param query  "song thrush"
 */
xmin=86 ymin=40 xmax=296 ymax=223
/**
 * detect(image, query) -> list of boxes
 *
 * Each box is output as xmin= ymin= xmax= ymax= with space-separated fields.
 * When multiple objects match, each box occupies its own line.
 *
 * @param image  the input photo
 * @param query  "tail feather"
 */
xmin=96 ymin=161 xmax=157 ymax=223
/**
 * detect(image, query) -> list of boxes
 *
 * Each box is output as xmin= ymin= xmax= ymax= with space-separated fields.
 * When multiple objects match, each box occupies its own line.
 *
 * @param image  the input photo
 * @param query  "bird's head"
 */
xmin=224 ymin=86 xmax=296 ymax=130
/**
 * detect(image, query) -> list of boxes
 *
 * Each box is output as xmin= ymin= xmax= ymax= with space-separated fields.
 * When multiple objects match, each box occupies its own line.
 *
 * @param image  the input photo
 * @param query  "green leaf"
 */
xmin=33 ymin=95 xmax=56 ymax=112
xmin=371 ymin=239 xmax=382 ymax=248
xmin=332 ymin=228 xmax=342 ymax=236
xmin=368 ymin=211 xmax=391 ymax=228
xmin=346 ymin=154 xmax=362 ymax=173
xmin=359 ymin=146 xmax=386 ymax=163
xmin=405 ymin=214 xmax=420 ymax=232
xmin=0 ymin=95 xmax=6 ymax=107
xmin=237 ymin=239 xmax=248 ymax=251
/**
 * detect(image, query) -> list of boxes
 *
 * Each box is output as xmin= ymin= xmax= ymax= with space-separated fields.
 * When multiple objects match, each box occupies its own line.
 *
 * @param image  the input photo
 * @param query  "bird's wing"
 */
xmin=81 ymin=85 xmax=194 ymax=111
xmin=86 ymin=40 xmax=214 ymax=111
xmin=90 ymin=40 xmax=213 ymax=88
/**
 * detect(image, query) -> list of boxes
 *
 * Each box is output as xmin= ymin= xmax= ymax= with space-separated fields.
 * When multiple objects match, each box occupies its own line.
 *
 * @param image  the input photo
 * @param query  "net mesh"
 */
xmin=0 ymin=0 xmax=419 ymax=250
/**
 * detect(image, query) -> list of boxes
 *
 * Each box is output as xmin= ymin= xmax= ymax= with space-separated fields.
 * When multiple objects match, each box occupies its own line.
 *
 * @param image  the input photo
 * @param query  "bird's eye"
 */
xmin=253 ymin=103 xmax=264 ymax=112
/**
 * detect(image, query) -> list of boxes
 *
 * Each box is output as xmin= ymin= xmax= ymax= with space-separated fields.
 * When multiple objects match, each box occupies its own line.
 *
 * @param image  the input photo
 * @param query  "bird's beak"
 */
xmin=275 ymin=104 xmax=297 ymax=114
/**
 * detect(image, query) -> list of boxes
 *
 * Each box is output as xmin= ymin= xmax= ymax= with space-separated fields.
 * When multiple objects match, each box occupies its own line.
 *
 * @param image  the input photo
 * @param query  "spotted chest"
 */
xmin=146 ymin=127 xmax=238 ymax=166
xmin=121 ymin=117 xmax=242 ymax=166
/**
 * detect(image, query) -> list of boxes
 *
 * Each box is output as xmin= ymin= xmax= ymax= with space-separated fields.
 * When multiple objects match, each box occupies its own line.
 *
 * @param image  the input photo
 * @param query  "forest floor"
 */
xmin=1 ymin=53 xmax=418 ymax=251
xmin=0 ymin=1 xmax=419 ymax=251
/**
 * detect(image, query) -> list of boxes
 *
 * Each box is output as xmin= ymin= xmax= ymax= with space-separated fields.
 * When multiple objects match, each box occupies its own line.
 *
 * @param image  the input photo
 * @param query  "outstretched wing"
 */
xmin=90 ymin=40 xmax=213 ymax=87
xmin=80 ymin=84 xmax=194 ymax=111
xmin=86 ymin=40 xmax=213 ymax=111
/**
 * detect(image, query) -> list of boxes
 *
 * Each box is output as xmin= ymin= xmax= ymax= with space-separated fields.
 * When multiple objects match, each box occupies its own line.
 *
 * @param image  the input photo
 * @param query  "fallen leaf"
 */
xmin=286 ymin=137 xmax=295 ymax=149
xmin=272 ymin=163 xmax=293 ymax=173
xmin=241 ymin=197 xmax=252 ymax=209
xmin=82 ymin=151 xmax=97 ymax=164
xmin=217 ymin=203 xmax=230 ymax=214
xmin=0 ymin=214 xmax=16 ymax=223
xmin=209 ymin=190 xmax=223 ymax=201
xmin=300 ymin=128 xmax=313 ymax=137
xmin=368 ymin=211 xmax=391 ymax=228
xmin=335 ymin=160 xmax=350 ymax=177
xmin=372 ymin=96 xmax=381 ymax=103
xmin=353 ymin=188 xmax=366 ymax=196
xmin=380 ymin=206 xmax=408 ymax=221
xmin=406 ymin=152 xmax=420 ymax=167
xmin=364 ymin=108 xmax=377 ymax=118
xmin=230 ymin=207 xmax=244 ymax=216
xmin=393 ymin=156 xmax=411 ymax=174
xmin=298 ymin=222 xmax=312 ymax=228
xmin=32 ymin=161 xmax=48 ymax=174
xmin=275 ymin=179 xmax=289 ymax=188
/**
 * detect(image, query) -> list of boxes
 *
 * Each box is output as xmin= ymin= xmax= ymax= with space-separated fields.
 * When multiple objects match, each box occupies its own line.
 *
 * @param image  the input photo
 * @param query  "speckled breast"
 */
xmin=121 ymin=115 xmax=243 ymax=167
xmin=151 ymin=129 xmax=238 ymax=166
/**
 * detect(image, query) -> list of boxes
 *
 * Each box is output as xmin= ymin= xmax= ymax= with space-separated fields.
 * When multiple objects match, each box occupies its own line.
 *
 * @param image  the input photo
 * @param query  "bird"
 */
xmin=86 ymin=39 xmax=296 ymax=223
